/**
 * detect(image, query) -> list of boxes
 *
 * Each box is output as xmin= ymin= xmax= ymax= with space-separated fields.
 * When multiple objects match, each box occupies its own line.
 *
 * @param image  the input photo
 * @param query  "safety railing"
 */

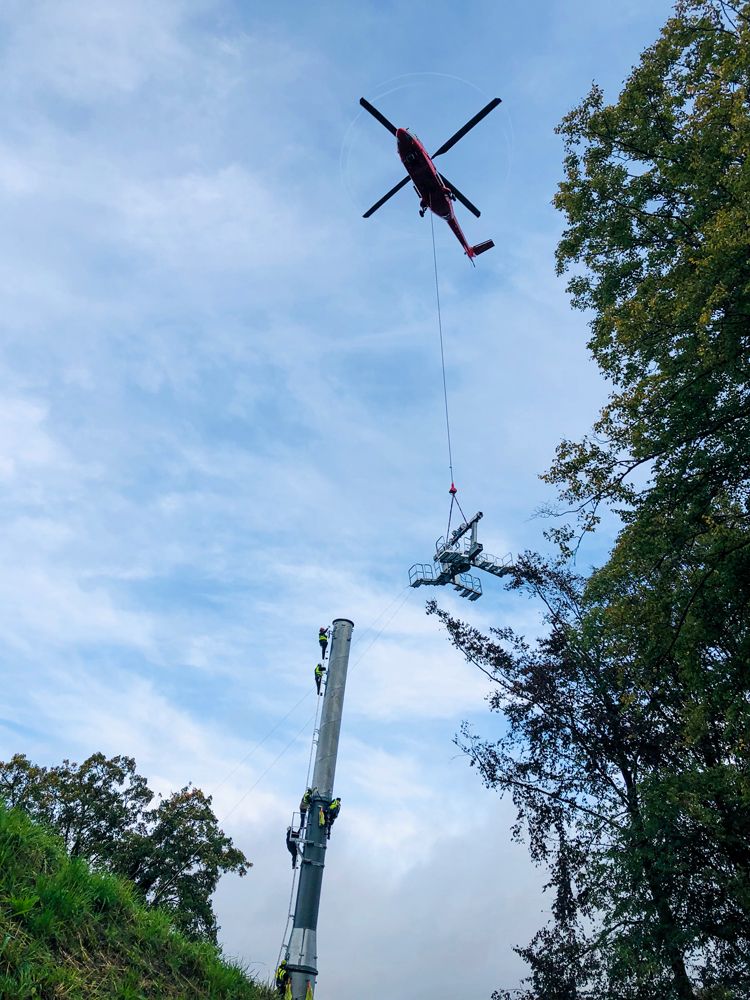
xmin=452 ymin=572 xmax=482 ymax=601
xmin=408 ymin=563 xmax=435 ymax=587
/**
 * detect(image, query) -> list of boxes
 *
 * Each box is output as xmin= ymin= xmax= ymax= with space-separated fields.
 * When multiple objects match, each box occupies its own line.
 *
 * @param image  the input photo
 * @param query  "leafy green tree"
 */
xmin=0 ymin=752 xmax=152 ymax=864
xmin=547 ymin=0 xmax=750 ymax=559
xmin=119 ymin=783 xmax=250 ymax=942
xmin=0 ymin=753 xmax=250 ymax=942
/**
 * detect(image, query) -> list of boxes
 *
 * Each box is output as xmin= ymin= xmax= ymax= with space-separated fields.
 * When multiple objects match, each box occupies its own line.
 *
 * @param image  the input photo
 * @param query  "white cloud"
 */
xmin=0 ymin=398 xmax=68 ymax=480
xmin=1 ymin=1 xmax=187 ymax=102
xmin=0 ymin=568 xmax=155 ymax=654
xmin=115 ymin=165 xmax=321 ymax=274
xmin=347 ymin=632 xmax=490 ymax=722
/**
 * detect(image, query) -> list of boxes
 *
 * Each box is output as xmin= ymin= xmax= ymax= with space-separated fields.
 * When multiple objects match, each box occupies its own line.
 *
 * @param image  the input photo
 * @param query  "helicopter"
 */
xmin=359 ymin=95 xmax=501 ymax=260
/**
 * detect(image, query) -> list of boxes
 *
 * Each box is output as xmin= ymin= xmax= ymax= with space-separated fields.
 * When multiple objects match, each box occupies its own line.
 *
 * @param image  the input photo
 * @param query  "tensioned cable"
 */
xmin=445 ymin=492 xmax=456 ymax=545
xmin=446 ymin=490 xmax=470 ymax=548
xmin=349 ymin=588 xmax=411 ymax=674
xmin=454 ymin=492 xmax=469 ymax=525
xmin=347 ymin=585 xmax=409 ymax=651
xmin=304 ymin=679 xmax=324 ymax=790
xmin=220 ymin=710 xmax=317 ymax=824
xmin=429 ymin=208 xmax=455 ymax=485
xmin=210 ymin=688 xmax=312 ymax=799
xmin=152 ymin=710 xmax=312 ymax=910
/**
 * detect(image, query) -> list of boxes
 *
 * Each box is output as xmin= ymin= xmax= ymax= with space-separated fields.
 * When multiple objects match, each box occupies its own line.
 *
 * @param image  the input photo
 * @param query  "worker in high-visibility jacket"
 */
xmin=314 ymin=662 xmax=326 ymax=695
xmin=275 ymin=959 xmax=290 ymax=996
xmin=324 ymin=797 xmax=341 ymax=840
xmin=318 ymin=626 xmax=329 ymax=660
xmin=299 ymin=787 xmax=314 ymax=832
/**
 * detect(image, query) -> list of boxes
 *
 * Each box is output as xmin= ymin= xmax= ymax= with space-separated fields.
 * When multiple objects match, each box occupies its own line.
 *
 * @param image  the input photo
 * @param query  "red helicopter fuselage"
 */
xmin=396 ymin=128 xmax=474 ymax=256
xmin=359 ymin=95 xmax=499 ymax=261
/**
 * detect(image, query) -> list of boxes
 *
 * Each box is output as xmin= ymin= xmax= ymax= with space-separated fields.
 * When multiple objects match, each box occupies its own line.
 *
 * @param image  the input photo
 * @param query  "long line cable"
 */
xmin=430 ymin=209 xmax=455 ymax=485
xmin=215 ymin=189 xmax=459 ymax=855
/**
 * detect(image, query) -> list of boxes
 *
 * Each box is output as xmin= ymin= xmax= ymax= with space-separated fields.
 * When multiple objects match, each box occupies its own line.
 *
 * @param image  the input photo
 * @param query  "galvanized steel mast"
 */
xmin=286 ymin=617 xmax=354 ymax=1000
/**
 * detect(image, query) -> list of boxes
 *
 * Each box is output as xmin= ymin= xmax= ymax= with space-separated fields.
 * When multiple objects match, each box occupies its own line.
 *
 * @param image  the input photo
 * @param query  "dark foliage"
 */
xmin=430 ymin=541 xmax=750 ymax=997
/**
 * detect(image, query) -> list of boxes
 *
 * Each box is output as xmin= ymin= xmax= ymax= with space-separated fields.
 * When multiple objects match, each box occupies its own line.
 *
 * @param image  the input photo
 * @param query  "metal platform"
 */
xmin=408 ymin=563 xmax=482 ymax=600
xmin=452 ymin=572 xmax=482 ymax=600
xmin=408 ymin=511 xmax=513 ymax=600
xmin=474 ymin=550 xmax=514 ymax=578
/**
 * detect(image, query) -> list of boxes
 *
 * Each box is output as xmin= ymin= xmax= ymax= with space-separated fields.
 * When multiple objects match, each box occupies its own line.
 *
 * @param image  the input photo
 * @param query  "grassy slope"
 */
xmin=0 ymin=801 xmax=277 ymax=1000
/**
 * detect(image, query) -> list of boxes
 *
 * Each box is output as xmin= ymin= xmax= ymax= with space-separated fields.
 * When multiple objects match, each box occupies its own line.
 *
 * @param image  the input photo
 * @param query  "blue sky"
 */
xmin=0 ymin=2 xmax=674 ymax=997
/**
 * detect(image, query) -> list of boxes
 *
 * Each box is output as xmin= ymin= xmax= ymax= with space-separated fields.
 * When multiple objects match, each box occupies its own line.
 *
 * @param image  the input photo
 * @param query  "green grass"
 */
xmin=0 ymin=801 xmax=277 ymax=999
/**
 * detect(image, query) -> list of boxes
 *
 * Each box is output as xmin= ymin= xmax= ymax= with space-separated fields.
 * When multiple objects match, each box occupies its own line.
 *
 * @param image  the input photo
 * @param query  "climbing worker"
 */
xmin=318 ymin=626 xmax=329 ymax=660
xmin=275 ymin=959 xmax=290 ymax=996
xmin=324 ymin=796 xmax=341 ymax=840
xmin=299 ymin=787 xmax=314 ymax=832
xmin=314 ymin=661 xmax=326 ymax=695
xmin=286 ymin=826 xmax=299 ymax=870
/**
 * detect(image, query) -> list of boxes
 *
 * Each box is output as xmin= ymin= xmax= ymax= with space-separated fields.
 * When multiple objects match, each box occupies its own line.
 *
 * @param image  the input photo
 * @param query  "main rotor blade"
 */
xmin=359 ymin=97 xmax=398 ymax=137
xmin=362 ymin=175 xmax=411 ymax=218
xmin=438 ymin=174 xmax=481 ymax=218
xmin=432 ymin=97 xmax=502 ymax=158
